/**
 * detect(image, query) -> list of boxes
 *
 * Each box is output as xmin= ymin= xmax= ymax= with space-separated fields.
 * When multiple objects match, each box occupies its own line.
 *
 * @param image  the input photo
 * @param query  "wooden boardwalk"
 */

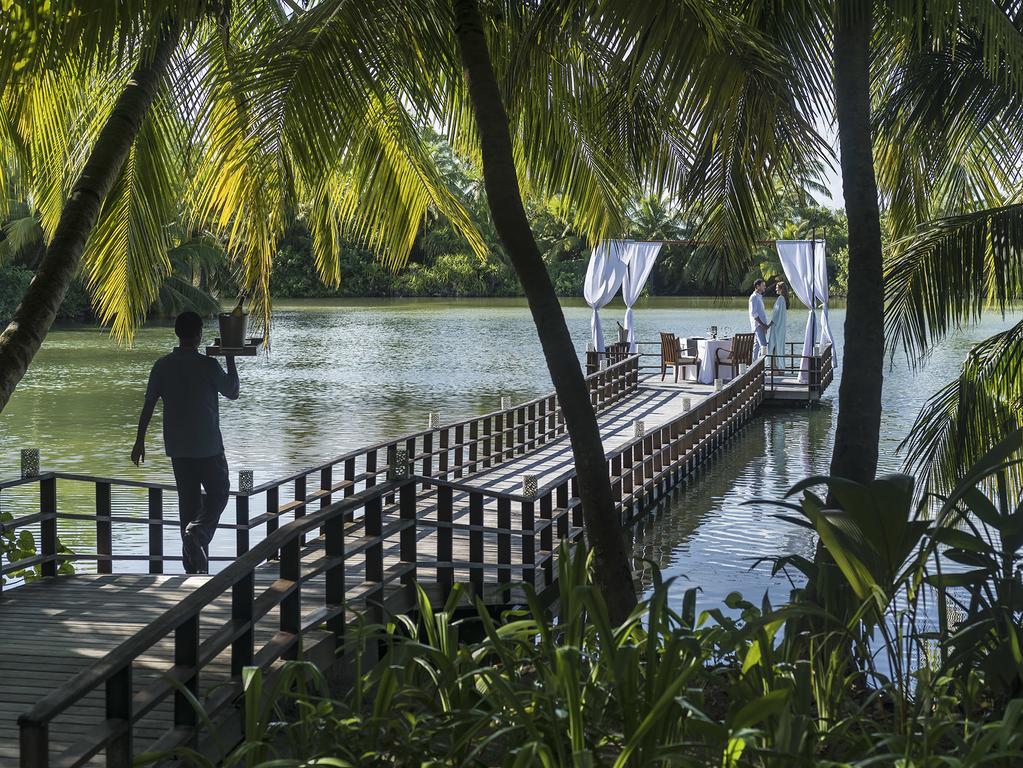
xmin=0 ymin=350 xmax=820 ymax=766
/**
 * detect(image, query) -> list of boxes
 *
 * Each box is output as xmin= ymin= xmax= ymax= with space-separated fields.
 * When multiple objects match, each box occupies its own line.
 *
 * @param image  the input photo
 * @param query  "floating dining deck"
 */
xmin=0 ymin=346 xmax=832 ymax=767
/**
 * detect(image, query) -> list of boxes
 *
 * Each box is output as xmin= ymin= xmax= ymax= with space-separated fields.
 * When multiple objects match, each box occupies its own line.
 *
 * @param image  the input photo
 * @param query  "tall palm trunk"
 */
xmin=451 ymin=0 xmax=637 ymax=624
xmin=831 ymin=1 xmax=884 ymax=483
xmin=0 ymin=23 xmax=181 ymax=413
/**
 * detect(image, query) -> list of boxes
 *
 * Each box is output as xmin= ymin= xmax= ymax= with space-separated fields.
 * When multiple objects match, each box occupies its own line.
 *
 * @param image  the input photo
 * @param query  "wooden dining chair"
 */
xmin=714 ymin=333 xmax=755 ymax=380
xmin=660 ymin=331 xmax=699 ymax=383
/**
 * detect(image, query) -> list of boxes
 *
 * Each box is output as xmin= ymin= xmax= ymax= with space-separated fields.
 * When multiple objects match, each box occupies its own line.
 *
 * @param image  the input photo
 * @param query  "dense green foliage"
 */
xmin=151 ymin=435 xmax=1023 ymax=767
xmin=268 ymin=192 xmax=850 ymax=301
xmin=0 ymin=266 xmax=92 ymax=323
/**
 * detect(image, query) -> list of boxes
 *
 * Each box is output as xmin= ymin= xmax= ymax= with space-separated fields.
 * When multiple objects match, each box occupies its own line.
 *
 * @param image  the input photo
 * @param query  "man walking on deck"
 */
xmin=749 ymin=279 xmax=772 ymax=359
xmin=131 ymin=312 xmax=240 ymax=574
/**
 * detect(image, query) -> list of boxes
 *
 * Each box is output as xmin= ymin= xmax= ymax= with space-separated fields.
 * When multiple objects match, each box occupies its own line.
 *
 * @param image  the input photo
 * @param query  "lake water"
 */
xmin=0 ymin=297 xmax=1015 ymax=608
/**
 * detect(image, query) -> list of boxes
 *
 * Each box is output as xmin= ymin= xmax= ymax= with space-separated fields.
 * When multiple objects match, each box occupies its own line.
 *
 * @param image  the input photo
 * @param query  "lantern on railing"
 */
xmin=238 ymin=470 xmax=254 ymax=494
xmin=682 ymin=397 xmax=692 ymax=412
xmin=633 ymin=419 xmax=645 ymax=438
xmin=427 ymin=412 xmax=436 ymax=429
xmin=20 ymin=448 xmax=39 ymax=478
xmin=714 ymin=378 xmax=723 ymax=392
xmin=522 ymin=474 xmax=538 ymax=498
xmin=501 ymin=396 xmax=511 ymax=411
xmin=387 ymin=448 xmax=410 ymax=481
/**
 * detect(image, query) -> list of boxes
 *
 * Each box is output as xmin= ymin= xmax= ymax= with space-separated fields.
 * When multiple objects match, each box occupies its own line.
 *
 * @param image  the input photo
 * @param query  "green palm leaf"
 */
xmin=81 ymin=90 xmax=182 ymax=340
xmin=900 ymin=320 xmax=1023 ymax=493
xmin=885 ymin=203 xmax=1023 ymax=361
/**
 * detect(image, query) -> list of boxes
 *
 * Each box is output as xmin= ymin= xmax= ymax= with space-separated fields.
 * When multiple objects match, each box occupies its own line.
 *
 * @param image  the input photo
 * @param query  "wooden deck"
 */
xmin=0 ymin=352 xmax=794 ymax=766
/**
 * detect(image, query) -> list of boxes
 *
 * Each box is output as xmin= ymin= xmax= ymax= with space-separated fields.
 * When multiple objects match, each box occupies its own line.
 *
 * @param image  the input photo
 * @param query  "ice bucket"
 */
xmin=218 ymin=311 xmax=248 ymax=349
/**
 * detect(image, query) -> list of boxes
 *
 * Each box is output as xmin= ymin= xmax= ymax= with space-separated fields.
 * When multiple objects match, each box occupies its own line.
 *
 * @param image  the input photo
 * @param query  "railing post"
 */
xmin=39 ymin=476 xmax=56 ymax=578
xmin=365 ymin=494 xmax=383 ymax=582
xmin=324 ymin=503 xmax=345 ymax=640
xmin=438 ymin=429 xmax=449 ymax=478
xmin=483 ymin=417 xmax=492 ymax=469
xmin=527 ymin=403 xmax=536 ymax=451
xmin=344 ymin=457 xmax=356 ymax=498
xmin=365 ymin=451 xmax=377 ymax=488
xmin=174 ymin=614 xmax=200 ymax=742
xmin=105 ymin=664 xmax=133 ymax=768
xmin=148 ymin=488 xmax=163 ymax=574
xmin=556 ymin=482 xmax=569 ymax=541
xmin=280 ymin=537 xmax=301 ymax=659
xmin=320 ymin=465 xmax=333 ymax=509
xmin=437 ymin=485 xmax=453 ymax=596
xmin=232 ymin=571 xmax=255 ymax=675
xmin=468 ymin=422 xmax=479 ymax=474
xmin=497 ymin=496 xmax=511 ymax=585
xmin=521 ymin=499 xmax=535 ymax=589
xmin=469 ymin=491 xmax=484 ymax=597
xmin=18 ymin=720 xmax=47 ymax=768
xmin=96 ymin=482 xmax=112 ymax=574
xmin=235 ymin=494 xmax=249 ymax=556
xmin=399 ymin=480 xmax=417 ymax=588
xmin=265 ymin=485 xmax=280 ymax=560
xmin=492 ymin=413 xmax=503 ymax=467
xmin=570 ymin=477 xmax=582 ymax=534
xmin=539 ymin=493 xmax=553 ymax=587
xmin=294 ymin=475 xmax=307 ymax=546
xmin=455 ymin=425 xmax=465 ymax=478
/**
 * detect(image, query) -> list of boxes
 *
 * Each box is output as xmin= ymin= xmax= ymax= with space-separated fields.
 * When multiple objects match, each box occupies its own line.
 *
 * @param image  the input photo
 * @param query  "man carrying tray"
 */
xmin=131 ymin=311 xmax=240 ymax=574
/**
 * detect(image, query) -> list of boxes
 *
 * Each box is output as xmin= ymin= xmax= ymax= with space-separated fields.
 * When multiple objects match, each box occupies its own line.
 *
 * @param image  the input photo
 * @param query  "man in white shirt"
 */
xmin=748 ymin=279 xmax=771 ymax=359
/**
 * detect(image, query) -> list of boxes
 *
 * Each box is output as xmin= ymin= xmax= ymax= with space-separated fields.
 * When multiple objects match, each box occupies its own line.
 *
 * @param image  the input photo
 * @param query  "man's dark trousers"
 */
xmin=171 ymin=453 xmax=229 ymax=573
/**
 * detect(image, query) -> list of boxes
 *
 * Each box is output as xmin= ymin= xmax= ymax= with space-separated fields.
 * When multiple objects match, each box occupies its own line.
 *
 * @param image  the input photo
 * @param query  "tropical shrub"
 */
xmin=149 ymin=440 xmax=1023 ymax=768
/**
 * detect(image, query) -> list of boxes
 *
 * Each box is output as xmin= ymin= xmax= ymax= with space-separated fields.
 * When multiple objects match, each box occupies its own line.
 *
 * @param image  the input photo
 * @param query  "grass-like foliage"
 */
xmin=145 ymin=433 xmax=1023 ymax=767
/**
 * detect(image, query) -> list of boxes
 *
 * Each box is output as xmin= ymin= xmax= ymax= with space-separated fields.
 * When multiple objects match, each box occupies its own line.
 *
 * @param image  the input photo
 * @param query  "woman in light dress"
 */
xmin=767 ymin=281 xmax=788 ymax=371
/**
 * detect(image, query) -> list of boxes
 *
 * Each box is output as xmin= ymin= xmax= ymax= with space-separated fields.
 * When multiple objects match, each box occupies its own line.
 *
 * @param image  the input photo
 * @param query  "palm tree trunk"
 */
xmin=831 ymin=1 xmax=884 ymax=483
xmin=0 ymin=23 xmax=181 ymax=413
xmin=451 ymin=0 xmax=637 ymax=624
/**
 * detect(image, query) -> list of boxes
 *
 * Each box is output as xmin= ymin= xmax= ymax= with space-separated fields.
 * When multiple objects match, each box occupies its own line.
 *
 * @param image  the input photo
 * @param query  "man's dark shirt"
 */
xmin=144 ymin=347 xmax=239 ymax=458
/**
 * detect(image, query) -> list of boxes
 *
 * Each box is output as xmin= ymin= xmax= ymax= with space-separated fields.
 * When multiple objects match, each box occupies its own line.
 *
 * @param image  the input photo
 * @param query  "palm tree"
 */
xmin=0 ymin=6 xmax=190 ymax=410
xmin=830 ymin=0 xmax=885 ymax=484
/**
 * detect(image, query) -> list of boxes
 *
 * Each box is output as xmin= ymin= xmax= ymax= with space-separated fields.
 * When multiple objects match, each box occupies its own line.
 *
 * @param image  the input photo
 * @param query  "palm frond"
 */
xmin=885 ymin=203 xmax=1023 ymax=360
xmin=81 ymin=90 xmax=182 ymax=341
xmin=900 ymin=320 xmax=1023 ymax=493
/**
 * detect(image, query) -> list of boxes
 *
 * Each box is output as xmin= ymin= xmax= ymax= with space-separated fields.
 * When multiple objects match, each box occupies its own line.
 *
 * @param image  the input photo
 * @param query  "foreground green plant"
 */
xmin=141 ymin=511 xmax=1023 ymax=767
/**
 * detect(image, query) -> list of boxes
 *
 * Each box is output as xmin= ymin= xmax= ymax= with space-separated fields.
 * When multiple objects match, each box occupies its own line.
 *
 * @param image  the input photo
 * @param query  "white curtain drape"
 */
xmin=620 ymin=241 xmax=663 ymax=352
xmin=583 ymin=240 xmax=628 ymax=353
xmin=776 ymin=239 xmax=836 ymax=382
xmin=813 ymin=239 xmax=835 ymax=352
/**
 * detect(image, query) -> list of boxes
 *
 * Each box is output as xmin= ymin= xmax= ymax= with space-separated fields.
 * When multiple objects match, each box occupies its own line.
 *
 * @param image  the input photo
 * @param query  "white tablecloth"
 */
xmin=682 ymin=338 xmax=733 ymax=384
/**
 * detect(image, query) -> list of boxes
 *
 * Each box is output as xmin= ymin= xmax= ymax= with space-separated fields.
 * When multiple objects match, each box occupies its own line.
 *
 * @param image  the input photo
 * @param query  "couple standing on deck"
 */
xmin=749 ymin=278 xmax=788 ymax=363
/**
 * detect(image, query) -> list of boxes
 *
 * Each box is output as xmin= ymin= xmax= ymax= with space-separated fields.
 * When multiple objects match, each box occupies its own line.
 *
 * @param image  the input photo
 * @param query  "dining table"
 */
xmin=681 ymin=337 xmax=734 ymax=385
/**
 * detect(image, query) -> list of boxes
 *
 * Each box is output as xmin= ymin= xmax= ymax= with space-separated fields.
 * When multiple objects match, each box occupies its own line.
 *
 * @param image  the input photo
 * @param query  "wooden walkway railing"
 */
xmin=0 ymin=354 xmax=771 ymax=766
xmin=0 ymin=356 xmax=639 ymax=588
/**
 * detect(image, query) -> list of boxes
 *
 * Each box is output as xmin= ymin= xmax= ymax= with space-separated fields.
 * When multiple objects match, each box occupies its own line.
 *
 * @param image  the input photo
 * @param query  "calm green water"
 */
xmin=0 ymin=297 xmax=1016 ymax=605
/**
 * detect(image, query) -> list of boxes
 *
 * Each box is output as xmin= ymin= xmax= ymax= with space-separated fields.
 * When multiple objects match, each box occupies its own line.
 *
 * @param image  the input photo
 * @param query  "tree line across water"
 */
xmin=1 ymin=177 xmax=850 ymax=317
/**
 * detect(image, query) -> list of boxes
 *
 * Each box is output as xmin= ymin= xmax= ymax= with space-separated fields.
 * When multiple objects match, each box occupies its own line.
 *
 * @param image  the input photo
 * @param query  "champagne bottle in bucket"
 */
xmin=219 ymin=292 xmax=248 ymax=349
